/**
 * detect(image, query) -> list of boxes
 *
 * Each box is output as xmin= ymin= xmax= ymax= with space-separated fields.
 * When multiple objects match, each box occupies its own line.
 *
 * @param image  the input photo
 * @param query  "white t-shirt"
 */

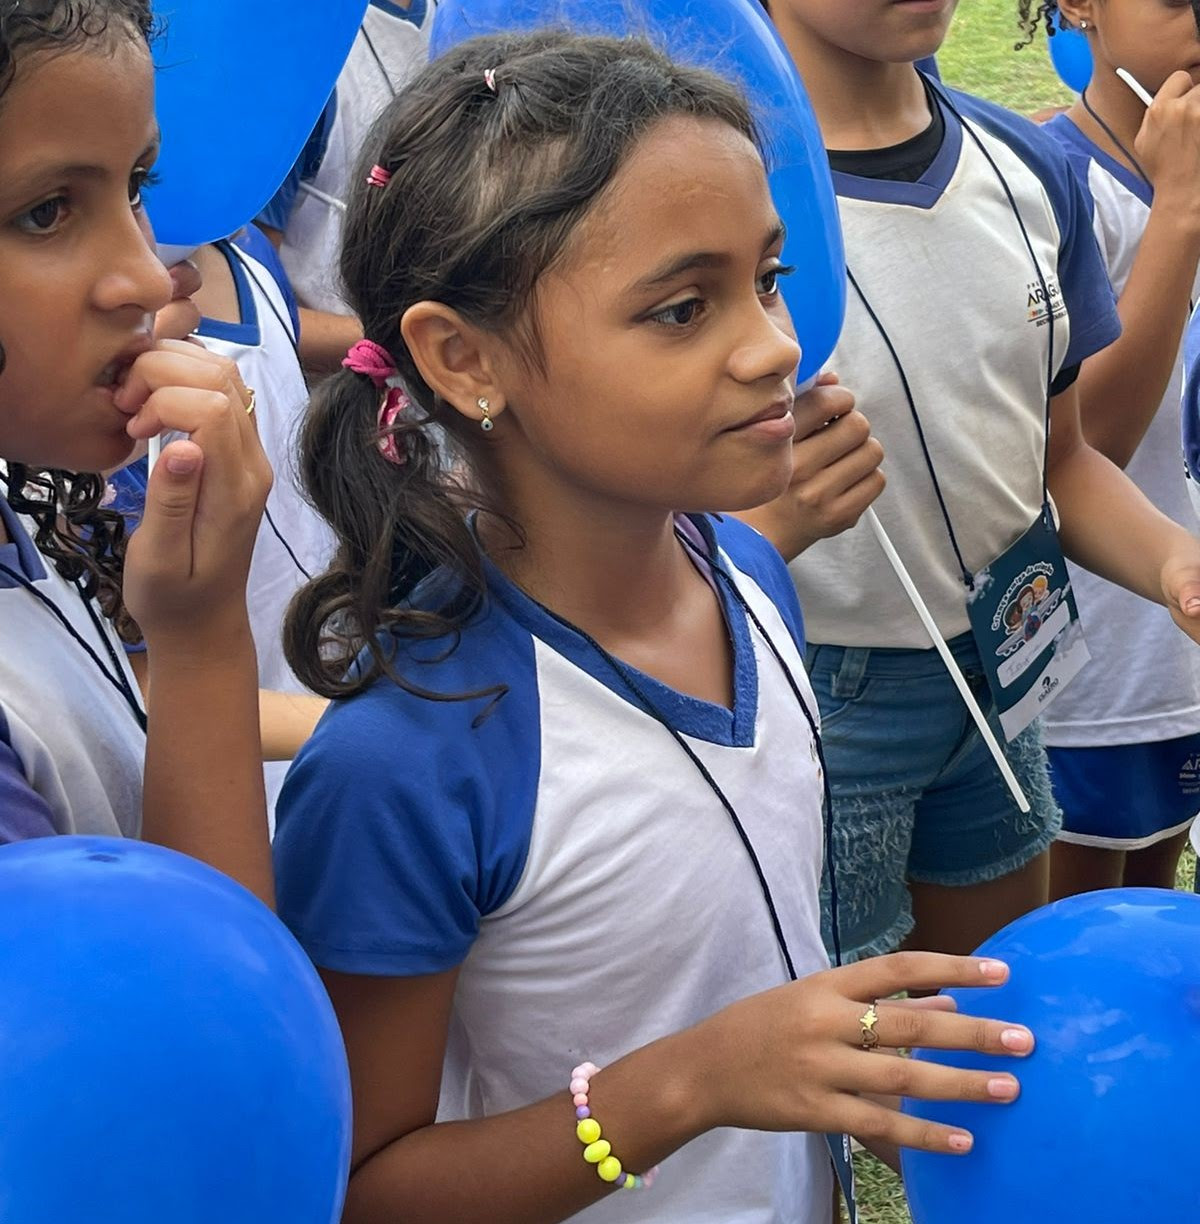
xmin=789 ymin=87 xmax=1121 ymax=649
xmin=273 ymin=516 xmax=833 ymax=1223
xmin=264 ymin=0 xmax=434 ymax=314
xmin=0 ymin=492 xmax=144 ymax=843
xmin=1039 ymin=115 xmax=1200 ymax=747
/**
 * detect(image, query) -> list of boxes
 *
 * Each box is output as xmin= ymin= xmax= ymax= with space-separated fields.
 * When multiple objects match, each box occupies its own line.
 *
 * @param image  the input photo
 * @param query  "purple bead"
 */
xmin=575 ymin=1106 xmax=590 ymax=1120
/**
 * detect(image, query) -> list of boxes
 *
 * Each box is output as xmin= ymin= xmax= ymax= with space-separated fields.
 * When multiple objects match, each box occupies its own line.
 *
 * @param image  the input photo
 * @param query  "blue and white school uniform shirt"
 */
xmin=1039 ymin=115 xmax=1200 ymax=749
xmin=789 ymin=83 xmax=1121 ymax=649
xmin=0 ymin=493 xmax=144 ymax=843
xmin=274 ymin=516 xmax=833 ymax=1224
xmin=257 ymin=0 xmax=434 ymax=314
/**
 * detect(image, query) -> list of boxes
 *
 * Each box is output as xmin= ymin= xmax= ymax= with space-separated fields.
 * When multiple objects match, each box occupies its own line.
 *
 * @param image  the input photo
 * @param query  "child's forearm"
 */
xmin=141 ymin=620 xmax=274 ymax=909
xmin=259 ymin=690 xmax=328 ymax=761
xmin=1051 ymin=434 xmax=1197 ymax=602
xmin=345 ymin=1027 xmax=711 ymax=1224
xmin=1075 ymin=209 xmax=1200 ymax=468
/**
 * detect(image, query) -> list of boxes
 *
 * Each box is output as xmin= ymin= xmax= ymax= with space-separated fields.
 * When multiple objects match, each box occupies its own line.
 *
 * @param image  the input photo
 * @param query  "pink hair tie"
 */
xmin=343 ymin=340 xmax=410 ymax=466
xmin=366 ymin=164 xmax=392 ymax=188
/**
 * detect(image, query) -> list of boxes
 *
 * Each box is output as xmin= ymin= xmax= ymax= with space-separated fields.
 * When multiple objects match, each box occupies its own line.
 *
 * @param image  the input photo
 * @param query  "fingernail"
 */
xmin=987 ymin=1076 xmax=1018 ymax=1100
xmin=165 ymin=452 xmax=199 ymax=475
xmin=948 ymin=1133 xmax=973 ymax=1153
xmin=1001 ymin=1028 xmax=1032 ymax=1052
xmin=979 ymin=959 xmax=1008 ymax=979
xmin=1186 ymin=598 xmax=1200 ymax=615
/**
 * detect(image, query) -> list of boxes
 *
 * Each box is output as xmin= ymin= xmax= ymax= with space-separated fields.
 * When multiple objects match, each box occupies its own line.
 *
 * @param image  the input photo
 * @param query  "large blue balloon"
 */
xmin=1048 ymin=13 xmax=1092 ymax=93
xmin=901 ymin=888 xmax=1200 ymax=1223
xmin=431 ymin=0 xmax=846 ymax=381
xmin=0 ymin=836 xmax=351 ymax=1223
xmin=146 ymin=2 xmax=368 ymax=247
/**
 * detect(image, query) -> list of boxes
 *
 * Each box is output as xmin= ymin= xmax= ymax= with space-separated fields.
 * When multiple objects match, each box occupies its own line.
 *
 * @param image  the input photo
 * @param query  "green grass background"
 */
xmin=842 ymin=6 xmax=1179 ymax=1219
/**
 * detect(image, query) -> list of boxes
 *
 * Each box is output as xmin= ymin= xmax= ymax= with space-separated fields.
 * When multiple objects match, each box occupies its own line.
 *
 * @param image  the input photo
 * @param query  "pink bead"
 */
xmin=579 ymin=1062 xmax=600 ymax=1078
xmin=571 ymin=1064 xmax=588 ymax=1080
xmin=573 ymin=1092 xmax=588 ymax=1106
xmin=575 ymin=1106 xmax=590 ymax=1120
xmin=569 ymin=1078 xmax=589 ymax=1096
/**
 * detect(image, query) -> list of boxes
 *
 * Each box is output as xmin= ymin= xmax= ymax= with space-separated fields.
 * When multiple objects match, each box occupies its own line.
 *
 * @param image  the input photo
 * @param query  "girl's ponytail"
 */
xmin=283 ymin=363 xmax=488 ymax=701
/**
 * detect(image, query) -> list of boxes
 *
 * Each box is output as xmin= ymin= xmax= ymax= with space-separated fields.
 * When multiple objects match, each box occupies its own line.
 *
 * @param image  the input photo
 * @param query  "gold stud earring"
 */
xmin=478 ymin=396 xmax=494 ymax=432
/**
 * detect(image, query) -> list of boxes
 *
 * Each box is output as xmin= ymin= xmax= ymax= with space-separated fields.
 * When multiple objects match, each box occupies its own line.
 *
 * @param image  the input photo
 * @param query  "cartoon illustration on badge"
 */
xmin=998 ymin=570 xmax=1063 ymax=658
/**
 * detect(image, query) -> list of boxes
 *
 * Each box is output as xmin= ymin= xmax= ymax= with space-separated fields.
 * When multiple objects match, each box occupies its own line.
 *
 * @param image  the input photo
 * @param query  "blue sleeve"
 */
xmin=949 ymin=90 xmax=1121 ymax=371
xmin=235 ymin=224 xmax=301 ymax=339
xmin=0 ymin=711 xmax=57 ymax=843
xmin=273 ymin=627 xmax=541 ymax=978
xmin=254 ymin=95 xmax=338 ymax=234
xmin=708 ymin=514 xmax=807 ymax=654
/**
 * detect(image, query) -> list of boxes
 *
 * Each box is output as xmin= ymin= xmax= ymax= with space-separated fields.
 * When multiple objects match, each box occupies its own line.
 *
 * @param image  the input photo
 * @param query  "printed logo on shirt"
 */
xmin=1026 ymin=276 xmax=1065 ymax=329
xmin=1179 ymin=754 xmax=1200 ymax=797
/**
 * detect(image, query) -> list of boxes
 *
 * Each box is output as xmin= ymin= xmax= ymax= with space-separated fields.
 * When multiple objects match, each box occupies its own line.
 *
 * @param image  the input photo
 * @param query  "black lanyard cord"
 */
xmin=509 ymin=526 xmax=844 ymax=979
xmin=1081 ymin=88 xmax=1153 ymax=189
xmin=0 ymin=559 xmax=147 ymax=732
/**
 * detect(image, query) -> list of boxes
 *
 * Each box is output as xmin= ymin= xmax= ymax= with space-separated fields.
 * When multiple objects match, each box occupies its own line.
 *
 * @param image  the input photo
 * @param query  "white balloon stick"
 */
xmin=1116 ymin=67 xmax=1155 ymax=108
xmin=865 ymin=508 xmax=1031 ymax=814
xmin=147 ymin=434 xmax=162 ymax=478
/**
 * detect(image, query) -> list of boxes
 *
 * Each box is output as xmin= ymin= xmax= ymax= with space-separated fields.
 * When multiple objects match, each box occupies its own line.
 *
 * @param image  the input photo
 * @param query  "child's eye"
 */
xmin=649 ymin=297 xmax=705 ymax=327
xmin=128 ymin=167 xmax=160 ymax=210
xmin=757 ymin=263 xmax=796 ymax=297
xmin=14 ymin=196 xmax=67 ymax=235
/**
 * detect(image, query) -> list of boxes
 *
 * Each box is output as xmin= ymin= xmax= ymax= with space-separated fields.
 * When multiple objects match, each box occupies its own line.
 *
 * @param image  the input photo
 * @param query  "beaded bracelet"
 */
xmin=570 ymin=1062 xmax=659 ymax=1191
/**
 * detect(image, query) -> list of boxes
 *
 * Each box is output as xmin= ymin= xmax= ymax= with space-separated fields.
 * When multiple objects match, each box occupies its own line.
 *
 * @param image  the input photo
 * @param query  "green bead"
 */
xmin=576 ymin=1119 xmax=602 ymax=1145
xmin=583 ymin=1139 xmax=611 ymax=1164
xmin=597 ymin=1156 xmax=623 ymax=1183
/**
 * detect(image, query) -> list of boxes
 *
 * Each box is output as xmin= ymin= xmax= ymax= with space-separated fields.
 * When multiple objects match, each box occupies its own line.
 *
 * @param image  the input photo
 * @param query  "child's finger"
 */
xmin=133 ymin=439 xmax=205 ymax=576
xmin=839 ymin=950 xmax=1012 ymax=1001
xmin=838 ymin=1097 xmax=975 ymax=1157
xmin=115 ymin=344 xmax=250 ymax=417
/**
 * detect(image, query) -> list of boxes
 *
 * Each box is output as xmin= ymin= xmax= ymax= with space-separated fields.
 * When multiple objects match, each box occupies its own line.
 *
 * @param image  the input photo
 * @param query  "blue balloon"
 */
xmin=1048 ymin=13 xmax=1092 ymax=93
xmin=430 ymin=0 xmax=846 ymax=381
xmin=146 ymin=2 xmax=368 ymax=247
xmin=901 ymin=888 xmax=1200 ymax=1223
xmin=0 ymin=836 xmax=351 ymax=1223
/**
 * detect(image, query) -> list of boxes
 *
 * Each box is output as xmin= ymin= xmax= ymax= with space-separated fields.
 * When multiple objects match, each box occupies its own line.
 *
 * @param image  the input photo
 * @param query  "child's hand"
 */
xmin=1135 ymin=71 xmax=1200 ymax=226
xmin=1160 ymin=542 xmax=1200 ymax=643
xmin=153 ymin=259 xmax=203 ymax=344
xmin=692 ymin=952 xmax=1032 ymax=1155
xmin=737 ymin=373 xmax=885 ymax=561
xmin=116 ymin=340 xmax=272 ymax=647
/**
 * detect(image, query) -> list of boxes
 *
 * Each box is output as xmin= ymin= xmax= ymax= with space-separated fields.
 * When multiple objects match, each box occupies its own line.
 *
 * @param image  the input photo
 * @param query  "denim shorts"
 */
xmin=806 ymin=633 xmax=1061 ymax=962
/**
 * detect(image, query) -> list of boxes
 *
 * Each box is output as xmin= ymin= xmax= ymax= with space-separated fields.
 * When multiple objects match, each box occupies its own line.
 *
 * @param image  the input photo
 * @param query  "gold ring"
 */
xmin=859 ymin=1002 xmax=881 ymax=1051
xmin=245 ymin=388 xmax=256 ymax=417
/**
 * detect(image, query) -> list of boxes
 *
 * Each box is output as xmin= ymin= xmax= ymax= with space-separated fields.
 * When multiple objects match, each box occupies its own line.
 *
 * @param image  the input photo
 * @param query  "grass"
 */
xmin=938 ymin=0 xmax=1074 ymax=117
xmin=833 ymin=4 xmax=1181 ymax=1219
xmin=845 ymin=852 xmax=1197 ymax=1224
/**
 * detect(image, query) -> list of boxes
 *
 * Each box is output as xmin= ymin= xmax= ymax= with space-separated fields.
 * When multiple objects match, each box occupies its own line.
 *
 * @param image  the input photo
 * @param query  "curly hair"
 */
xmin=1015 ymin=2 xmax=1060 ymax=50
xmin=1 ymin=1 xmax=155 ymax=644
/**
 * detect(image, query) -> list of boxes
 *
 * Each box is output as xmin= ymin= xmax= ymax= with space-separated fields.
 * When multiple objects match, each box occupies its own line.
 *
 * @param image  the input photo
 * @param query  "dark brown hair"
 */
xmin=284 ymin=30 xmax=759 ymax=700
xmin=1 ymin=0 xmax=156 ymax=643
xmin=1015 ymin=1 xmax=1060 ymax=49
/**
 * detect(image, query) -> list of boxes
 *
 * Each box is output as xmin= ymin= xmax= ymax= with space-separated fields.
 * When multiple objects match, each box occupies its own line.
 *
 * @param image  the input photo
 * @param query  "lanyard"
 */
xmin=0 ymin=558 xmax=147 ymax=733
xmin=847 ymin=79 xmax=1058 ymax=592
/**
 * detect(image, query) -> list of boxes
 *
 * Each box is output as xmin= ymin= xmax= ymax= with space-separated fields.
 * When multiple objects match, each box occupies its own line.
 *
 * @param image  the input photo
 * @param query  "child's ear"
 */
xmin=1056 ymin=0 xmax=1095 ymax=32
xmin=401 ymin=302 xmax=506 ymax=428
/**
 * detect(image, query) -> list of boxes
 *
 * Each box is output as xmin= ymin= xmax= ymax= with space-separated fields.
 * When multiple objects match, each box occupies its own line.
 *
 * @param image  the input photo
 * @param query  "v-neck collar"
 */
xmin=479 ymin=514 xmax=760 ymax=748
xmin=831 ymin=82 xmax=965 ymax=211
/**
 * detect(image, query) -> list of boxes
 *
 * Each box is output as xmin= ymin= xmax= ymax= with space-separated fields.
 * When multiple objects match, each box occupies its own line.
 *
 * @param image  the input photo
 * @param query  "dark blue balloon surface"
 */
xmin=1048 ymin=16 xmax=1092 ymax=93
xmin=902 ymin=888 xmax=1200 ymax=1223
xmin=0 ymin=836 xmax=351 ymax=1223
xmin=146 ymin=2 xmax=367 ymax=246
xmin=430 ymin=0 xmax=846 ymax=380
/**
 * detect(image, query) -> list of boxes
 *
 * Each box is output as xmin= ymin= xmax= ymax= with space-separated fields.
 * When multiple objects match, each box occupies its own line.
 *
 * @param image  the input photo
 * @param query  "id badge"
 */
xmin=965 ymin=505 xmax=1090 ymax=742
xmin=827 ymin=1133 xmax=857 ymax=1223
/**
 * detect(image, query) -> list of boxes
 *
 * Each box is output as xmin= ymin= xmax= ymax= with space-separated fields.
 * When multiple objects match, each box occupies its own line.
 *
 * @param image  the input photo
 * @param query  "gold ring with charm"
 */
xmin=859 ymin=1002 xmax=881 ymax=1050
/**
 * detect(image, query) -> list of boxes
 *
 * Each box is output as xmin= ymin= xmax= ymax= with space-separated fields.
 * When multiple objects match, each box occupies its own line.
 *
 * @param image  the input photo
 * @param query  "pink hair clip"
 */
xmin=484 ymin=68 xmax=498 ymax=93
xmin=366 ymin=163 xmax=392 ymax=189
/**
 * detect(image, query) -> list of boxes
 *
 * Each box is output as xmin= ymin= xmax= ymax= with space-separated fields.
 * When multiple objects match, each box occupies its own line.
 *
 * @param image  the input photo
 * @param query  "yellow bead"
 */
xmin=597 ymin=1156 xmax=623 ymax=1183
xmin=576 ymin=1119 xmax=602 ymax=1145
xmin=583 ymin=1139 xmax=611 ymax=1164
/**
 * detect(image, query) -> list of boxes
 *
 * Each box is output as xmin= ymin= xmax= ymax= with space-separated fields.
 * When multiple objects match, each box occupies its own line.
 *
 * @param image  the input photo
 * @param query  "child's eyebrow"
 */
xmin=628 ymin=221 xmax=787 ymax=295
xmin=3 ymin=135 xmax=161 ymax=200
